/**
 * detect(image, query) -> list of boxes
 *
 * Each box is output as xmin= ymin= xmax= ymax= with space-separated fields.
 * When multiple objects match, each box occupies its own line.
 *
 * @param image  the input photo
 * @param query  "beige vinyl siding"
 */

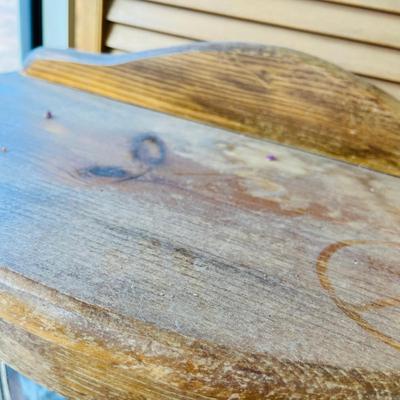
xmin=103 ymin=0 xmax=400 ymax=99
xmin=106 ymin=24 xmax=193 ymax=53
xmin=149 ymin=0 xmax=400 ymax=48
xmin=319 ymin=0 xmax=400 ymax=14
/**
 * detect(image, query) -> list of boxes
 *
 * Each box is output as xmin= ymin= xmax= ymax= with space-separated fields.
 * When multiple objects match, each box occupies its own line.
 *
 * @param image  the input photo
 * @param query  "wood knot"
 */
xmin=79 ymin=166 xmax=130 ymax=180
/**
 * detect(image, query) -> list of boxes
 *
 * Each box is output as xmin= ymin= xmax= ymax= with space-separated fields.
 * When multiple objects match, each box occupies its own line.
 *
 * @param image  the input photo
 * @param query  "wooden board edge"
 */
xmin=22 ymin=43 xmax=400 ymax=177
xmin=1 ymin=266 xmax=400 ymax=399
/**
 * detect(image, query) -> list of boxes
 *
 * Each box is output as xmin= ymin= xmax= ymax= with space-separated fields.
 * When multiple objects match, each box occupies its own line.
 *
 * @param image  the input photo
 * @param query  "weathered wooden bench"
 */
xmin=0 ymin=42 xmax=399 ymax=399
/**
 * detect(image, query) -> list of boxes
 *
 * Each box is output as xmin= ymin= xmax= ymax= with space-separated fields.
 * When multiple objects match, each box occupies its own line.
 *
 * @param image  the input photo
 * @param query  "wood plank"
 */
xmin=150 ymin=0 xmax=400 ymax=49
xmin=320 ymin=0 xmax=400 ymax=14
xmin=72 ymin=0 xmax=104 ymax=52
xmin=101 ymin=43 xmax=400 ymax=102
xmin=106 ymin=0 xmax=400 ymax=82
xmin=106 ymin=23 xmax=193 ymax=53
xmin=0 ymin=71 xmax=399 ymax=399
xmin=24 ymin=43 xmax=400 ymax=177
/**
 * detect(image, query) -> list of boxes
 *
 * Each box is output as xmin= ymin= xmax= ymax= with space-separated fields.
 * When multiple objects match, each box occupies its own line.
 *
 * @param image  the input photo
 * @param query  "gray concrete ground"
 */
xmin=0 ymin=0 xmax=19 ymax=72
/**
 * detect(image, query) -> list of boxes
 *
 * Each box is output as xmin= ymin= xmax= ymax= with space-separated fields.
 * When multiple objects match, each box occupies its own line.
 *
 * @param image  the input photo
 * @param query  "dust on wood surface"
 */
xmin=0 ymin=71 xmax=399 ymax=399
xmin=24 ymin=43 xmax=400 ymax=177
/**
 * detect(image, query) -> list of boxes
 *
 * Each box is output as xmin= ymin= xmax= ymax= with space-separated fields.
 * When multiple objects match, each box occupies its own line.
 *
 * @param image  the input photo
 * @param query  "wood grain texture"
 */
xmin=102 ymin=45 xmax=400 ymax=102
xmin=0 ymin=71 xmax=399 ymax=399
xmin=105 ymin=0 xmax=400 ymax=82
xmin=24 ymin=43 xmax=400 ymax=177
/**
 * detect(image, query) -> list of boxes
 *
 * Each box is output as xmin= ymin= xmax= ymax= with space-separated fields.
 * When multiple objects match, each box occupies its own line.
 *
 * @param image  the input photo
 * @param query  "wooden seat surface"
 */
xmin=0 ymin=43 xmax=399 ymax=399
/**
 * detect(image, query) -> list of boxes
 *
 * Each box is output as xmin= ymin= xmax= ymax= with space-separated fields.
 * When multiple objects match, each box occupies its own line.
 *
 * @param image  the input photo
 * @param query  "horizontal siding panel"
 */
xmin=151 ymin=0 xmax=400 ymax=49
xmin=106 ymin=24 xmax=193 ymax=53
xmin=319 ymin=0 xmax=400 ymax=14
xmin=107 ymin=0 xmax=400 ymax=83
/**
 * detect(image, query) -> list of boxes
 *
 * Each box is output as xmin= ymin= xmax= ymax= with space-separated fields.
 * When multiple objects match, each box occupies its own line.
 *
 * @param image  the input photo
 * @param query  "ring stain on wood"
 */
xmin=131 ymin=134 xmax=167 ymax=166
xmin=317 ymin=240 xmax=400 ymax=351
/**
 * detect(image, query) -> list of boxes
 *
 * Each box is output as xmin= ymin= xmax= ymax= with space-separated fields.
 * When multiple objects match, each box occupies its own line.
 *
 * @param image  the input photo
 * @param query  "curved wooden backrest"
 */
xmin=24 ymin=42 xmax=400 ymax=176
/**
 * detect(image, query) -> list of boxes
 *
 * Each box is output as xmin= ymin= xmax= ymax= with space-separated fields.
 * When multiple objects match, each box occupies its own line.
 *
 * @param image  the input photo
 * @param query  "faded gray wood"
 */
xmin=0 ymin=72 xmax=399 ymax=399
